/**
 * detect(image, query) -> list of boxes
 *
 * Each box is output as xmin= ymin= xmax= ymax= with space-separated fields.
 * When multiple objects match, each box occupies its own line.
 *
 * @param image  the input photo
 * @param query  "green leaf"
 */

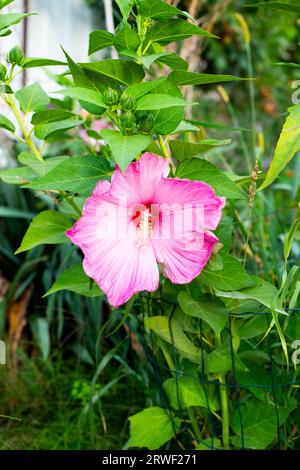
xmin=34 ymin=118 xmax=83 ymax=140
xmin=55 ymin=87 xmax=107 ymax=108
xmin=114 ymin=23 xmax=140 ymax=52
xmin=157 ymin=53 xmax=188 ymax=71
xmin=208 ymin=342 xmax=248 ymax=374
xmin=177 ymin=292 xmax=227 ymax=335
xmin=145 ymin=315 xmax=201 ymax=363
xmin=45 ymin=264 xmax=102 ymax=298
xmin=64 ymin=48 xmax=113 ymax=115
xmin=27 ymin=155 xmax=111 ymax=194
xmin=88 ymin=30 xmax=115 ymax=55
xmin=169 ymin=71 xmax=243 ymax=86
xmin=15 ymin=210 xmax=72 ymax=254
xmin=232 ymin=398 xmax=297 ymax=449
xmin=137 ymin=0 xmax=182 ymax=19
xmin=259 ymin=105 xmax=300 ymax=190
xmin=216 ymin=281 xmax=286 ymax=315
xmin=148 ymin=19 xmax=215 ymax=45
xmin=0 ymin=166 xmax=37 ymax=185
xmin=30 ymin=318 xmax=50 ymax=360
xmin=164 ymin=377 xmax=219 ymax=411
xmin=136 ymin=93 xmax=190 ymax=111
xmin=22 ymin=57 xmax=66 ymax=68
xmin=100 ymin=130 xmax=151 ymax=173
xmin=80 ymin=59 xmax=144 ymax=86
xmin=284 ymin=217 xmax=300 ymax=263
xmin=0 ymin=113 xmax=15 ymax=132
xmin=0 ymin=13 xmax=32 ymax=31
xmin=247 ymin=2 xmax=300 ymax=14
xmin=15 ymin=82 xmax=50 ymax=113
xmin=145 ymin=79 xmax=185 ymax=135
xmin=129 ymin=407 xmax=176 ymax=450
xmin=176 ymin=158 xmax=246 ymax=199
xmin=201 ymin=252 xmax=258 ymax=291
xmin=236 ymin=314 xmax=267 ymax=339
xmin=0 ymin=1 xmax=15 ymax=9
xmin=125 ymin=78 xmax=166 ymax=100
xmin=18 ymin=152 xmax=69 ymax=176
xmin=170 ymin=139 xmax=231 ymax=160
xmin=115 ymin=0 xmax=133 ymax=20
xmin=31 ymin=109 xmax=77 ymax=125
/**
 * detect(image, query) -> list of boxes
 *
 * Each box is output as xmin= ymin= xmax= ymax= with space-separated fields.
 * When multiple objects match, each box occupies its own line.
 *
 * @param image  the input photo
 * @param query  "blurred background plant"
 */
xmin=0 ymin=0 xmax=299 ymax=450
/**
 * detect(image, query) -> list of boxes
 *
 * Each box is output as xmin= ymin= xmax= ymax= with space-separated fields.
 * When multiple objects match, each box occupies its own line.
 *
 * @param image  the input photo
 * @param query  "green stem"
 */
xmin=5 ymin=94 xmax=43 ymax=162
xmin=159 ymin=339 xmax=203 ymax=445
xmin=61 ymin=192 xmax=82 ymax=217
xmin=158 ymin=134 xmax=176 ymax=174
xmin=215 ymin=333 xmax=230 ymax=450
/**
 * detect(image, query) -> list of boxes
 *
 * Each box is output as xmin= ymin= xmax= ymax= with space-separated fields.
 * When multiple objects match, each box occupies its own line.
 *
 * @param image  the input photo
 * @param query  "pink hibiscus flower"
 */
xmin=66 ymin=153 xmax=225 ymax=308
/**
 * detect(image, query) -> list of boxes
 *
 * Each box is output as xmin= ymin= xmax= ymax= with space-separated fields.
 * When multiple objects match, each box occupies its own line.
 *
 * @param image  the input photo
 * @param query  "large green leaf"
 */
xmin=21 ymin=57 xmax=66 ymax=68
xmin=80 ymin=60 xmax=144 ymax=86
xmin=129 ymin=407 xmax=177 ymax=450
xmin=145 ymin=79 xmax=185 ymax=135
xmin=125 ymin=78 xmax=167 ymax=100
xmin=164 ymin=377 xmax=219 ymax=411
xmin=88 ymin=30 xmax=115 ymax=55
xmin=56 ymin=87 xmax=107 ymax=108
xmin=170 ymin=139 xmax=231 ymax=160
xmin=45 ymin=264 xmax=102 ymax=298
xmin=15 ymin=82 xmax=50 ymax=113
xmin=247 ymin=2 xmax=300 ymax=14
xmin=27 ymin=155 xmax=111 ymax=194
xmin=0 ymin=13 xmax=32 ymax=31
xmin=100 ymin=130 xmax=151 ymax=173
xmin=137 ymin=0 xmax=182 ymax=19
xmin=18 ymin=152 xmax=69 ymax=176
xmin=34 ymin=117 xmax=83 ymax=140
xmin=216 ymin=281 xmax=286 ymax=315
xmin=114 ymin=23 xmax=140 ymax=52
xmin=15 ymin=210 xmax=72 ymax=254
xmin=148 ymin=19 xmax=215 ymax=45
xmin=208 ymin=342 xmax=248 ymax=374
xmin=176 ymin=158 xmax=246 ymax=199
xmin=259 ymin=105 xmax=300 ymax=190
xmin=115 ymin=0 xmax=133 ymax=20
xmin=169 ymin=71 xmax=243 ymax=86
xmin=136 ymin=93 xmax=190 ymax=111
xmin=201 ymin=252 xmax=258 ymax=291
xmin=177 ymin=292 xmax=227 ymax=335
xmin=0 ymin=166 xmax=37 ymax=185
xmin=232 ymin=398 xmax=297 ymax=449
xmin=31 ymin=109 xmax=77 ymax=125
xmin=145 ymin=315 xmax=201 ymax=363
xmin=0 ymin=114 xmax=15 ymax=132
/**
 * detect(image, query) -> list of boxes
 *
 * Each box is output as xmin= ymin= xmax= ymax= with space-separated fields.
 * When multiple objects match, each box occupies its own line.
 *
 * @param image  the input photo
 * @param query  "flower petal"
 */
xmin=66 ymin=188 xmax=159 ymax=308
xmin=152 ymin=231 xmax=218 ymax=284
xmin=153 ymin=177 xmax=225 ymax=230
xmin=108 ymin=152 xmax=170 ymax=206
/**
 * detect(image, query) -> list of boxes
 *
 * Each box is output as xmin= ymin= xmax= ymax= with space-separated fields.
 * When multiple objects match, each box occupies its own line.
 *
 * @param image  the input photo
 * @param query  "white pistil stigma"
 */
xmin=138 ymin=209 xmax=152 ymax=242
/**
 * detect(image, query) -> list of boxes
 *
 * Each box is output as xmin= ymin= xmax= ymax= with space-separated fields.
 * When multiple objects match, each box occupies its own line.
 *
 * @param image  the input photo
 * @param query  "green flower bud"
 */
xmin=120 ymin=93 xmax=135 ymax=111
xmin=120 ymin=111 xmax=135 ymax=131
xmin=0 ymin=63 xmax=7 ymax=82
xmin=103 ymin=87 xmax=120 ymax=106
xmin=7 ymin=46 xmax=24 ymax=66
xmin=138 ymin=114 xmax=155 ymax=134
